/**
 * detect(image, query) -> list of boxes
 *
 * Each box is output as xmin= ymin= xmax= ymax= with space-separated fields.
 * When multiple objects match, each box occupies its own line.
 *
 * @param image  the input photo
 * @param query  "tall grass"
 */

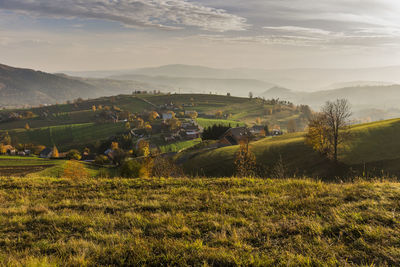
xmin=0 ymin=176 xmax=399 ymax=265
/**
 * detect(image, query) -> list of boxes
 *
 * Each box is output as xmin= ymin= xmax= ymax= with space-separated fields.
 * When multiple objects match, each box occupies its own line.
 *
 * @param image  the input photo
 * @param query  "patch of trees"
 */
xmin=202 ymin=124 xmax=231 ymax=140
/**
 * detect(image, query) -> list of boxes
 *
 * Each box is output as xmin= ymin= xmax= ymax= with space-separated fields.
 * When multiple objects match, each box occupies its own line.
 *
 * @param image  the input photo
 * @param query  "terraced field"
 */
xmin=0 ymin=156 xmax=60 ymax=176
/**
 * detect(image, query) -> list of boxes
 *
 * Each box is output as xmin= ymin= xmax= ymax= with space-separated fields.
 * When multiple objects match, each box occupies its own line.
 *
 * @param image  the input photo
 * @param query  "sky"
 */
xmin=1 ymin=0 xmax=400 ymax=72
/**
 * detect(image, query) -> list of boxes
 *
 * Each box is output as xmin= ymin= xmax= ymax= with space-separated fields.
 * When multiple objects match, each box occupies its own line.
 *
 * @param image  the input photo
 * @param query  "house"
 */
xmin=184 ymin=131 xmax=201 ymax=139
xmin=0 ymin=145 xmax=14 ymax=155
xmin=39 ymin=148 xmax=53 ymax=158
xmin=219 ymin=127 xmax=251 ymax=146
xmin=271 ymin=129 xmax=283 ymax=136
xmin=250 ymin=125 xmax=266 ymax=137
xmin=162 ymin=113 xmax=173 ymax=120
xmin=104 ymin=149 xmax=115 ymax=159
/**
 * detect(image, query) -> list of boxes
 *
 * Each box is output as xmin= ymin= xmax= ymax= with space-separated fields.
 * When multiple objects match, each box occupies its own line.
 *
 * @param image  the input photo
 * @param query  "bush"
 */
xmin=62 ymin=161 xmax=88 ymax=179
xmin=66 ymin=149 xmax=82 ymax=160
xmin=120 ymin=160 xmax=142 ymax=178
xmin=95 ymin=155 xmax=109 ymax=165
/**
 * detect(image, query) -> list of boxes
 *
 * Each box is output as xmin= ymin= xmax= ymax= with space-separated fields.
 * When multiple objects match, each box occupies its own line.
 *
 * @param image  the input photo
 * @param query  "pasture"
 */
xmin=0 ymin=177 xmax=399 ymax=266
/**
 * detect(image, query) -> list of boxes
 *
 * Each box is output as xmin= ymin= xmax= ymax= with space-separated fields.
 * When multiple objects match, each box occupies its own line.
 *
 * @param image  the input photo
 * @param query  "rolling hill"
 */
xmin=67 ymin=64 xmax=400 ymax=91
xmin=261 ymin=85 xmax=400 ymax=120
xmin=109 ymin=73 xmax=275 ymax=97
xmin=180 ymin=118 xmax=400 ymax=179
xmin=0 ymin=63 xmax=98 ymax=107
xmin=0 ymin=63 xmax=168 ymax=108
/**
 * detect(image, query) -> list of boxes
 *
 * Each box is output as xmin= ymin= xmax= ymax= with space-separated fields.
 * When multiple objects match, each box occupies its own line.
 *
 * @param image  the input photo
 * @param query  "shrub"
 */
xmin=66 ymin=149 xmax=82 ymax=160
xmin=63 ymin=161 xmax=88 ymax=179
xmin=120 ymin=160 xmax=142 ymax=178
xmin=95 ymin=155 xmax=109 ymax=165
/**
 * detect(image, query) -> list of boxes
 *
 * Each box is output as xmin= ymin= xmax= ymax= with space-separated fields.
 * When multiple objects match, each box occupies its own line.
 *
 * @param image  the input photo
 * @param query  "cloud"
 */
xmin=0 ymin=0 xmax=248 ymax=32
xmin=263 ymin=26 xmax=332 ymax=36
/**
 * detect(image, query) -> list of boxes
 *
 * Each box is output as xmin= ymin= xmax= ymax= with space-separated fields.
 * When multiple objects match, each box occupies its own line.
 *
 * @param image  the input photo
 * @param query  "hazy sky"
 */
xmin=1 ymin=0 xmax=400 ymax=71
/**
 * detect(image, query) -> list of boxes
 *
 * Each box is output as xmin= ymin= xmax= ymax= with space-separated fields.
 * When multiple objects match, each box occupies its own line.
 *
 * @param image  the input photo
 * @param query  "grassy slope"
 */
xmin=0 ymin=177 xmax=399 ymax=266
xmin=159 ymin=138 xmax=202 ymax=153
xmin=183 ymin=118 xmax=400 ymax=178
xmin=6 ymin=122 xmax=126 ymax=151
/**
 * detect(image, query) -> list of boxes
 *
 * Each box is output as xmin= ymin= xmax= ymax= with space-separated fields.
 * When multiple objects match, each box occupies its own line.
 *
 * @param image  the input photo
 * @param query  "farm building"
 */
xmin=39 ymin=148 xmax=53 ymax=158
xmin=250 ymin=125 xmax=266 ymax=137
xmin=219 ymin=127 xmax=251 ymax=146
xmin=162 ymin=113 xmax=173 ymax=120
xmin=271 ymin=129 xmax=283 ymax=136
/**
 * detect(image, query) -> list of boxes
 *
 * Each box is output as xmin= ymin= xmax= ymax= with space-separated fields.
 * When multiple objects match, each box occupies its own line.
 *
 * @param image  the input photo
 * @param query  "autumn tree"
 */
xmin=134 ymin=117 xmax=144 ymax=129
xmin=167 ymin=117 xmax=181 ymax=131
xmin=306 ymin=113 xmax=331 ymax=156
xmin=63 ymin=161 xmax=88 ymax=180
xmin=111 ymin=142 xmax=119 ymax=150
xmin=25 ymin=123 xmax=30 ymax=131
xmin=148 ymin=111 xmax=159 ymax=122
xmin=52 ymin=145 xmax=59 ymax=158
xmin=1 ymin=132 xmax=11 ymax=145
xmin=235 ymin=140 xmax=257 ymax=177
xmin=188 ymin=111 xmax=198 ymax=119
xmin=306 ymin=99 xmax=352 ymax=161
xmin=92 ymin=105 xmax=96 ymax=112
xmin=215 ymin=110 xmax=223 ymax=118
xmin=67 ymin=149 xmax=82 ymax=160
xmin=145 ymin=123 xmax=152 ymax=134
xmin=322 ymin=99 xmax=352 ymax=161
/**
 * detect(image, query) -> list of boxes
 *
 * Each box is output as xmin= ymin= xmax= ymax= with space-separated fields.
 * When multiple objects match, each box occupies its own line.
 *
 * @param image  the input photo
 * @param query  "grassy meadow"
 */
xmin=183 ymin=118 xmax=400 ymax=178
xmin=0 ymin=176 xmax=399 ymax=266
xmin=4 ymin=122 xmax=126 ymax=151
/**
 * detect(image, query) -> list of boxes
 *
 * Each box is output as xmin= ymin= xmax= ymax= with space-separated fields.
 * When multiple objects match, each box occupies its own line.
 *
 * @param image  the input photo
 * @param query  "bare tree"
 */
xmin=321 ymin=99 xmax=352 ymax=161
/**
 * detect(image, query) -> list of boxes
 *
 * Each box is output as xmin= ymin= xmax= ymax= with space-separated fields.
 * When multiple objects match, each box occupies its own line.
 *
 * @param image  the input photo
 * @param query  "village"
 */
xmin=0 ymin=97 xmax=284 ymax=162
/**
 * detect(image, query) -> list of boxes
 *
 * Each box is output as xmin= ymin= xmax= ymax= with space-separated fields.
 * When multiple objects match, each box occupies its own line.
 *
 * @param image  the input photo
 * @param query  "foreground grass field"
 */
xmin=0 ymin=177 xmax=399 ymax=266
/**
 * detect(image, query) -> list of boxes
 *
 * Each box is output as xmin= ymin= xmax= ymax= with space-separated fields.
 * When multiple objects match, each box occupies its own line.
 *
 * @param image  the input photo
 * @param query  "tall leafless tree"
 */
xmin=321 ymin=99 xmax=352 ymax=161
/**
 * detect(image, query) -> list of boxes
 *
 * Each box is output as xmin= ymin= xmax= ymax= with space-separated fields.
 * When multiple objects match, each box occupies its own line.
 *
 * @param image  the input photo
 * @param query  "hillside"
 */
xmin=181 ymin=118 xmax=400 ymax=178
xmin=67 ymin=64 xmax=400 ymax=91
xmin=0 ymin=64 xmax=99 ymax=107
xmin=0 ymin=176 xmax=399 ymax=266
xmin=261 ymin=85 xmax=400 ymax=121
xmin=0 ymin=64 xmax=168 ymax=108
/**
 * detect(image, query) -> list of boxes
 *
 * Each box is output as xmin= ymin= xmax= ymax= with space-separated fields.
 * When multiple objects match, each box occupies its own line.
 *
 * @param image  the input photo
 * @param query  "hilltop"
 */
xmin=0 ymin=63 xmax=166 ymax=108
xmin=261 ymin=85 xmax=400 ymax=121
xmin=0 ymin=64 xmax=97 ymax=107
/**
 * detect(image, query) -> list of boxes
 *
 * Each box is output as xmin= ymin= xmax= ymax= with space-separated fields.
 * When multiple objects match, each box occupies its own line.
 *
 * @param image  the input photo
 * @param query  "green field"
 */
xmin=0 ymin=156 xmax=64 ymax=177
xmin=182 ymin=118 xmax=400 ymax=178
xmin=3 ymin=122 xmax=126 ymax=151
xmin=0 ymin=176 xmax=399 ymax=266
xmin=159 ymin=138 xmax=202 ymax=153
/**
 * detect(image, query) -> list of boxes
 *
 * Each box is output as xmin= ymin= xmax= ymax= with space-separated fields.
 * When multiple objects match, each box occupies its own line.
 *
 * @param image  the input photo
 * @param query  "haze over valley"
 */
xmin=2 ymin=0 xmax=400 ymax=265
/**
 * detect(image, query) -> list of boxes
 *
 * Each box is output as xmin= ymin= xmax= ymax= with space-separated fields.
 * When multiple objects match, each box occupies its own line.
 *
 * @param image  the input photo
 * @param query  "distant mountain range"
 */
xmin=261 ymin=85 xmax=400 ymax=121
xmin=2 ymin=62 xmax=400 ymax=121
xmin=65 ymin=64 xmax=400 ymax=91
xmin=0 ymin=64 xmax=166 ymax=107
